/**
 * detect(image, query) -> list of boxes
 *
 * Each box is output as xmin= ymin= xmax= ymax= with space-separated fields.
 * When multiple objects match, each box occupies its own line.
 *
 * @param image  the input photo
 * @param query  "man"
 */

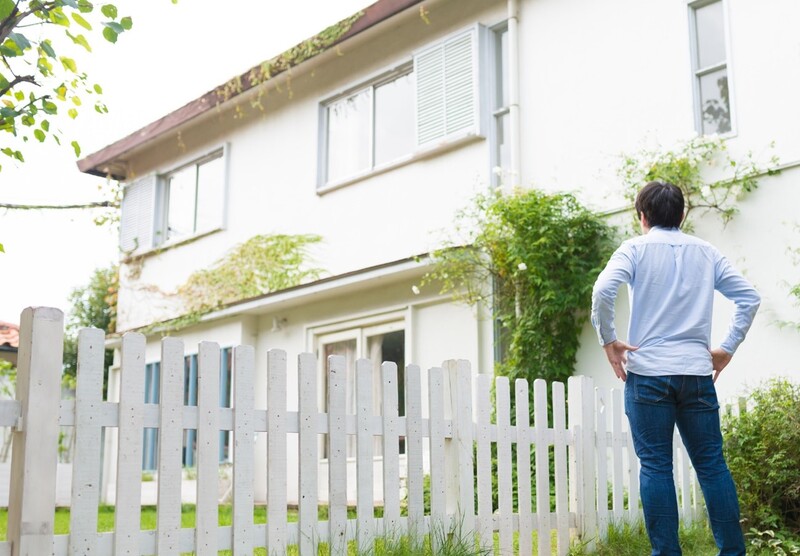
xmin=591 ymin=181 xmax=760 ymax=555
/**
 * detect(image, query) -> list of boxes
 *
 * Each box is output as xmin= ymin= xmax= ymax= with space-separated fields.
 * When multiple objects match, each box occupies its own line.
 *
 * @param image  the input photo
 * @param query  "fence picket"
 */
xmin=515 ymin=379 xmax=533 ymax=556
xmin=232 ymin=346 xmax=255 ymax=556
xmin=356 ymin=359 xmax=374 ymax=553
xmin=495 ymin=377 xmax=513 ymax=555
xmin=595 ymin=387 xmax=609 ymax=540
xmin=552 ymin=381 xmax=570 ymax=555
xmin=195 ymin=342 xmax=221 ymax=555
xmin=475 ymin=373 xmax=492 ymax=552
xmin=533 ymin=379 xmax=551 ymax=556
xmin=611 ymin=388 xmax=624 ymax=522
xmin=381 ymin=362 xmax=401 ymax=536
xmin=68 ymin=328 xmax=105 ymax=556
xmin=267 ymin=349 xmax=288 ymax=554
xmin=298 ymin=352 xmax=318 ymax=554
xmin=428 ymin=367 xmax=446 ymax=550
xmin=156 ymin=338 xmax=185 ymax=555
xmin=404 ymin=364 xmax=424 ymax=534
xmin=448 ymin=360 xmax=475 ymax=535
xmin=114 ymin=333 xmax=146 ymax=556
xmin=327 ymin=355 xmax=348 ymax=554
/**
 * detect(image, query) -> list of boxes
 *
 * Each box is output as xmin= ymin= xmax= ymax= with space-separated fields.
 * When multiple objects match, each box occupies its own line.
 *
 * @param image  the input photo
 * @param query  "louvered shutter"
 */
xmin=119 ymin=175 xmax=156 ymax=254
xmin=414 ymin=28 xmax=478 ymax=147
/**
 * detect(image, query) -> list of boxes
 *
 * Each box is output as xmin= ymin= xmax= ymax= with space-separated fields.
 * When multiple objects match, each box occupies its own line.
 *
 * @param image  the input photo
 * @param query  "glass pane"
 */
xmin=166 ymin=165 xmax=197 ymax=240
xmin=374 ymin=73 xmax=415 ymax=166
xmin=695 ymin=1 xmax=726 ymax=68
xmin=700 ymin=68 xmax=731 ymax=134
xmin=495 ymin=111 xmax=511 ymax=184
xmin=326 ymin=89 xmax=371 ymax=183
xmin=495 ymin=27 xmax=509 ymax=109
xmin=195 ymin=155 xmax=225 ymax=233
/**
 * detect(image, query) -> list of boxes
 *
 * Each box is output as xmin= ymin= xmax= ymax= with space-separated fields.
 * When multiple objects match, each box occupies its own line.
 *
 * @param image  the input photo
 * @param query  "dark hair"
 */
xmin=634 ymin=181 xmax=684 ymax=228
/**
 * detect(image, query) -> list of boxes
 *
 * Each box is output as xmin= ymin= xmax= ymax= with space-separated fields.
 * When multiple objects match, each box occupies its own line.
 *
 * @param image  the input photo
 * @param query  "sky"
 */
xmin=0 ymin=0 xmax=375 ymax=324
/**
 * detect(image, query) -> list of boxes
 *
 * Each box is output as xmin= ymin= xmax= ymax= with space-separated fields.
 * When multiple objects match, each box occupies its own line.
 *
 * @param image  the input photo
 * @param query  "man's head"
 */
xmin=634 ymin=181 xmax=684 ymax=229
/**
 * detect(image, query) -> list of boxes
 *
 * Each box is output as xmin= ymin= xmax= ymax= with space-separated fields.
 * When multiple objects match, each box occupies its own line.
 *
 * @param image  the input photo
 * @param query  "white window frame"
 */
xmin=153 ymin=145 xmax=229 ymax=248
xmin=317 ymin=25 xmax=486 ymax=194
xmin=488 ymin=21 xmax=509 ymax=188
xmin=688 ymin=0 xmax=736 ymax=136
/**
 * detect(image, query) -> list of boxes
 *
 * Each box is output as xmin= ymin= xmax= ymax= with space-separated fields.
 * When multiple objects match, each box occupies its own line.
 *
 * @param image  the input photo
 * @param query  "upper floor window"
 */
xmin=118 ymin=146 xmax=227 ymax=255
xmin=690 ymin=0 xmax=732 ymax=135
xmin=319 ymin=27 xmax=482 ymax=190
xmin=158 ymin=150 xmax=225 ymax=245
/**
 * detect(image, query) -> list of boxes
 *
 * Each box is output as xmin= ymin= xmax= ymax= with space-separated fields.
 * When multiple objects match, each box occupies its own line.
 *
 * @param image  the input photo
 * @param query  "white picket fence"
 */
xmin=0 ymin=307 xmax=703 ymax=555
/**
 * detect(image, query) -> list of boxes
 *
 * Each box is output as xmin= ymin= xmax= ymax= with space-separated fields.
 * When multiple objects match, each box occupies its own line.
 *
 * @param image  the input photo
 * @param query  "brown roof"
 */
xmin=0 ymin=322 xmax=19 ymax=349
xmin=77 ymin=0 xmax=425 ymax=180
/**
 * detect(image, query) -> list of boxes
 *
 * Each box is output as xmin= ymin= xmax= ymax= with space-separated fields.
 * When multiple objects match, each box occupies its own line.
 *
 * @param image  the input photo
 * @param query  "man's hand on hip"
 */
xmin=602 ymin=340 xmax=638 ymax=382
xmin=710 ymin=348 xmax=733 ymax=383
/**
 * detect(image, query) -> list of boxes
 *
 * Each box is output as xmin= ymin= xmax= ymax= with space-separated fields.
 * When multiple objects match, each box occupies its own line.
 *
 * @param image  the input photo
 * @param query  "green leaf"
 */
xmin=50 ymin=10 xmax=71 ymax=27
xmin=61 ymin=0 xmax=79 ymax=8
xmin=93 ymin=83 xmax=102 ymax=94
xmin=0 ymin=39 xmax=21 ymax=57
xmin=41 ymin=120 xmax=50 ymax=131
xmin=0 ymin=0 xmax=14 ymax=21
xmin=13 ymin=150 xmax=24 ymax=162
xmin=77 ymin=0 xmax=94 ymax=13
xmin=102 ymin=26 xmax=117 ymax=43
xmin=100 ymin=4 xmax=117 ymax=18
xmin=0 ymin=74 xmax=8 ymax=89
xmin=71 ymin=140 xmax=81 ymax=157
xmin=40 ymin=39 xmax=56 ymax=58
xmin=42 ymin=100 xmax=58 ymax=114
xmin=66 ymin=31 xmax=91 ymax=52
xmin=71 ymin=12 xmax=92 ymax=30
xmin=60 ymin=56 xmax=77 ymax=72
xmin=8 ymin=32 xmax=31 ymax=51
xmin=68 ymin=107 xmax=78 ymax=119
xmin=0 ymin=243 xmax=4 ymax=253
xmin=34 ymin=129 xmax=46 ymax=142
xmin=120 ymin=16 xmax=132 ymax=30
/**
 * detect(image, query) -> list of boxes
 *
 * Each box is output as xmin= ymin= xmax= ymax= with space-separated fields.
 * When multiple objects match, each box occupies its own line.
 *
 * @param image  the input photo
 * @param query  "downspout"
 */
xmin=507 ymin=0 xmax=522 ymax=188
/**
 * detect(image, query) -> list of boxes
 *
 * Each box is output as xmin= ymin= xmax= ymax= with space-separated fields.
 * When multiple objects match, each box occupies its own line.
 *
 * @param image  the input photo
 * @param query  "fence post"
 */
xmin=444 ymin=359 xmax=474 ymax=537
xmin=568 ymin=375 xmax=597 ymax=550
xmin=7 ymin=307 xmax=64 ymax=556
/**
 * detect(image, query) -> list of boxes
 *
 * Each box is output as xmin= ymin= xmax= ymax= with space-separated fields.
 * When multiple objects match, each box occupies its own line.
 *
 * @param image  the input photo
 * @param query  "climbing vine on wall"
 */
xmin=619 ymin=135 xmax=779 ymax=230
xmin=424 ymin=189 xmax=615 ymax=388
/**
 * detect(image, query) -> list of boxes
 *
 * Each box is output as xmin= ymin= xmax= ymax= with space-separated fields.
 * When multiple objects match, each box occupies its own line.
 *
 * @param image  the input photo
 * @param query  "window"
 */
xmin=142 ymin=347 xmax=233 ymax=471
xmin=490 ymin=23 xmax=510 ymax=187
xmin=157 ymin=150 xmax=226 ymax=245
xmin=319 ymin=27 xmax=482 ymax=188
xmin=316 ymin=320 xmax=406 ymax=458
xmin=323 ymin=68 xmax=416 ymax=185
xmin=690 ymin=0 xmax=732 ymax=135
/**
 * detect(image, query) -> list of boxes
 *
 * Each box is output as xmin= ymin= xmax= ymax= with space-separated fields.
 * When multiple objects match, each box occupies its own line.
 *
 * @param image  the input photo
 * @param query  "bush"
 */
xmin=722 ymin=378 xmax=800 ymax=535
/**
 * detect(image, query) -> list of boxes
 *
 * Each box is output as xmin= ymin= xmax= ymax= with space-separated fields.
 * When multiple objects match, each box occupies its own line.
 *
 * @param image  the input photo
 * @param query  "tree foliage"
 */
xmin=0 ymin=0 xmax=138 ymax=170
xmin=619 ymin=136 xmax=779 ymax=231
xmin=424 ymin=189 xmax=616 ymax=387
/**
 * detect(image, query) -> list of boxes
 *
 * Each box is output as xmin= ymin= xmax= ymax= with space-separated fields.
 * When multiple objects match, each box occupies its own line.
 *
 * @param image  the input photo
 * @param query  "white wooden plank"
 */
xmin=552 ymin=381 xmax=570 ymax=555
xmin=625 ymin=417 xmax=640 ymax=522
xmin=495 ymin=377 xmax=513 ymax=555
xmin=68 ymin=327 xmax=105 ymax=556
xmin=113 ymin=333 xmax=146 ymax=555
xmin=475 ymin=373 xmax=492 ymax=552
xmin=679 ymin=439 xmax=692 ymax=522
xmin=381 ymin=361 xmax=401 ymax=536
xmin=327 ymin=354 xmax=348 ymax=554
xmin=156 ymin=337 xmax=185 ymax=555
xmin=298 ymin=352 xmax=319 ymax=555
xmin=7 ymin=308 xmax=63 ymax=556
xmin=232 ymin=345 xmax=255 ymax=556
xmin=195 ymin=341 xmax=221 ymax=555
xmin=611 ymin=388 xmax=625 ymax=521
xmin=567 ymin=375 xmax=596 ymax=548
xmin=356 ymin=358 xmax=374 ymax=553
xmin=534 ymin=379 xmax=551 ymax=556
xmin=595 ymin=387 xmax=609 ymax=541
xmin=427 ymin=367 xmax=446 ymax=550
xmin=447 ymin=360 xmax=475 ymax=536
xmin=515 ymin=379 xmax=533 ymax=556
xmin=404 ymin=364 xmax=424 ymax=534
xmin=267 ymin=349 xmax=288 ymax=555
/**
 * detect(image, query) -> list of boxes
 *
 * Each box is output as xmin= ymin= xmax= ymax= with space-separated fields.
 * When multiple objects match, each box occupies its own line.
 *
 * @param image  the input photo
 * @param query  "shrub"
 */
xmin=722 ymin=378 xmax=800 ymax=535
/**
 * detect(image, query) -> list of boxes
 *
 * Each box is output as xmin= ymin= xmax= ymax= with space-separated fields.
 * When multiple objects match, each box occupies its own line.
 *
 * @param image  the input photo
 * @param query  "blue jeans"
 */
xmin=625 ymin=372 xmax=745 ymax=556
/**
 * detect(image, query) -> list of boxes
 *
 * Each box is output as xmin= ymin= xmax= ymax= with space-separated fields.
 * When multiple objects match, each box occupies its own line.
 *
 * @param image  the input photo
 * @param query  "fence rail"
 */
xmin=0 ymin=307 xmax=703 ymax=555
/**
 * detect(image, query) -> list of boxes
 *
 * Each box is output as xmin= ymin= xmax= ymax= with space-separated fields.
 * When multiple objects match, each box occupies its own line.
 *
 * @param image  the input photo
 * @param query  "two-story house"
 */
xmin=78 ymin=0 xmax=800 ymax=505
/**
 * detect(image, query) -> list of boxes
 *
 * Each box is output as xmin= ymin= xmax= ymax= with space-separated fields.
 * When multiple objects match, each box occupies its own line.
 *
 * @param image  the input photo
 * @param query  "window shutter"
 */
xmin=119 ymin=175 xmax=155 ymax=254
xmin=414 ymin=28 xmax=478 ymax=147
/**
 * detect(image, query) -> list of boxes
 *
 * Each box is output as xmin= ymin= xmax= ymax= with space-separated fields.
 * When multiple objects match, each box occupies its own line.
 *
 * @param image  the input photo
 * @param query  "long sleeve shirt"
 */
xmin=591 ymin=226 xmax=761 ymax=376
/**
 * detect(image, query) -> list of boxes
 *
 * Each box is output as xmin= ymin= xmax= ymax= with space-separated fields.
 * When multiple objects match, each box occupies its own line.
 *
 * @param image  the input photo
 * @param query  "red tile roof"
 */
xmin=0 ymin=322 xmax=19 ymax=349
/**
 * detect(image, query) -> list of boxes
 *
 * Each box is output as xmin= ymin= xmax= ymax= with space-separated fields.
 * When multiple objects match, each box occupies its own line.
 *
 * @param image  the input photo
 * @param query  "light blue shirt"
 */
xmin=591 ymin=226 xmax=760 ymax=376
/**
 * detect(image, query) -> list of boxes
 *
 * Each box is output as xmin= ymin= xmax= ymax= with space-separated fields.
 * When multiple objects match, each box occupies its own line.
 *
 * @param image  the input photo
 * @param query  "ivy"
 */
xmin=619 ymin=136 xmax=779 ymax=231
xmin=424 ymin=189 xmax=615 ymax=387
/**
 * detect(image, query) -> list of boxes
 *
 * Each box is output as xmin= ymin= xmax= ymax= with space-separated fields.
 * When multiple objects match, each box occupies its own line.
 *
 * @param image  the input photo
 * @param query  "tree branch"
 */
xmin=0 ymin=74 xmax=37 ymax=98
xmin=0 ymin=201 xmax=117 ymax=210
